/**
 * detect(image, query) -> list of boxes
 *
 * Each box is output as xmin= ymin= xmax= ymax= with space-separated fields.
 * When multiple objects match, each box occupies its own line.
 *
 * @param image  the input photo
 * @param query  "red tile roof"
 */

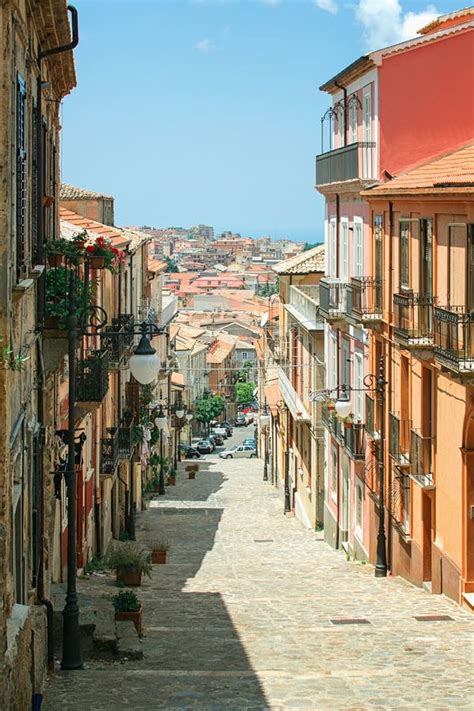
xmin=59 ymin=207 xmax=129 ymax=248
xmin=207 ymin=339 xmax=235 ymax=364
xmin=363 ymin=143 xmax=474 ymax=196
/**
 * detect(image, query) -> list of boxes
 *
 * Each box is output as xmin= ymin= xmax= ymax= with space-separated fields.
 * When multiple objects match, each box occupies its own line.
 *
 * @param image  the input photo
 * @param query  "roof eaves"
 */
xmin=319 ymin=55 xmax=373 ymax=93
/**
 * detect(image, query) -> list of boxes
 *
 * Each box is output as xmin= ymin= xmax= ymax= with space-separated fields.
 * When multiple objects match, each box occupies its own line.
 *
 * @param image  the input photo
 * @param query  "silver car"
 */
xmin=219 ymin=445 xmax=257 ymax=460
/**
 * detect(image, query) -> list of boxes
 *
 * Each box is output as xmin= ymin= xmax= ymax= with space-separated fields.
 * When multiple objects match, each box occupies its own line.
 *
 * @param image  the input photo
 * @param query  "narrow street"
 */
xmin=44 ymin=436 xmax=473 ymax=710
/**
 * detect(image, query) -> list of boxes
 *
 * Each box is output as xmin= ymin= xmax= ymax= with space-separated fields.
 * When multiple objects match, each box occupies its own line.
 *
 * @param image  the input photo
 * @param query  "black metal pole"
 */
xmin=284 ymin=449 xmax=291 ymax=513
xmin=263 ymin=427 xmax=269 ymax=482
xmin=61 ymin=267 xmax=82 ymax=670
xmin=128 ymin=457 xmax=136 ymax=540
xmin=173 ymin=422 xmax=178 ymax=470
xmin=375 ymin=354 xmax=388 ymax=578
xmin=158 ymin=428 xmax=165 ymax=496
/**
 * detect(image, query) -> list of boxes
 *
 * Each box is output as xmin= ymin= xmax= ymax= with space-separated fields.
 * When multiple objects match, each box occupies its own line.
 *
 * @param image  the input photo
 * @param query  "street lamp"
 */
xmin=129 ymin=332 xmax=160 ymax=385
xmin=154 ymin=405 xmax=167 ymax=496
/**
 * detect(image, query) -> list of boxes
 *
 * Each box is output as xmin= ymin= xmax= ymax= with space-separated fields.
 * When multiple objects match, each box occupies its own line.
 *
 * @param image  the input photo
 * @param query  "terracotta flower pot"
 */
xmin=151 ymin=550 xmax=167 ymax=564
xmin=115 ymin=604 xmax=143 ymax=635
xmin=344 ymin=422 xmax=353 ymax=429
xmin=166 ymin=477 xmax=176 ymax=486
xmin=47 ymin=254 xmax=64 ymax=268
xmin=74 ymin=241 xmax=86 ymax=250
xmin=116 ymin=569 xmax=142 ymax=586
xmin=188 ymin=471 xmax=196 ymax=480
xmin=89 ymin=255 xmax=105 ymax=269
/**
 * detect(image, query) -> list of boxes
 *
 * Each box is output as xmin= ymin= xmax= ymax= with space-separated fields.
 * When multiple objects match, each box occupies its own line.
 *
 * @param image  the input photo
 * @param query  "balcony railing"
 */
xmin=349 ymin=277 xmax=383 ymax=323
xmin=322 ymin=403 xmax=331 ymax=429
xmin=76 ymin=350 xmax=109 ymax=402
xmin=118 ymin=416 xmax=135 ymax=459
xmin=388 ymin=413 xmax=411 ymax=465
xmin=103 ymin=314 xmax=134 ymax=367
xmin=344 ymin=423 xmax=365 ymax=460
xmin=393 ymin=293 xmax=435 ymax=348
xmin=410 ymin=430 xmax=434 ymax=488
xmin=434 ymin=306 xmax=474 ymax=375
xmin=319 ymin=278 xmax=348 ymax=321
xmin=316 ymin=142 xmax=376 ymax=186
xmin=101 ymin=427 xmax=120 ymax=477
xmin=286 ymin=285 xmax=323 ymax=331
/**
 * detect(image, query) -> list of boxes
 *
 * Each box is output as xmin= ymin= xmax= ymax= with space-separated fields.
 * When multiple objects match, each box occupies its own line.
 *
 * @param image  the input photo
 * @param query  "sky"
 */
xmin=62 ymin=0 xmax=462 ymax=242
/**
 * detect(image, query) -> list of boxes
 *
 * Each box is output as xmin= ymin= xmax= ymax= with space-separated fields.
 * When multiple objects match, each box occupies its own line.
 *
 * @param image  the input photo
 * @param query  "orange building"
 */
xmin=361 ymin=143 xmax=474 ymax=607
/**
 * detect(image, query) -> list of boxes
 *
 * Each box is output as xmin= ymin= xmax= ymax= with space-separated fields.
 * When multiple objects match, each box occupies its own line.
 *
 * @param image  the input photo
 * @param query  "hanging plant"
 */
xmin=85 ymin=237 xmax=127 ymax=273
xmin=45 ymin=267 xmax=95 ymax=329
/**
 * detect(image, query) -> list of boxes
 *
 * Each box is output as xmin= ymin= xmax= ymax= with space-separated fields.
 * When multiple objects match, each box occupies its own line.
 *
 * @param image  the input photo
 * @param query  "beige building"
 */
xmin=262 ymin=246 xmax=326 ymax=529
xmin=0 ymin=2 xmax=77 ymax=708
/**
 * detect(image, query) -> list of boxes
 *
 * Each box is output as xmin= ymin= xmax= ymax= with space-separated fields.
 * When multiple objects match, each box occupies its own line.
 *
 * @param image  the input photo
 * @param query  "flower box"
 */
xmin=115 ymin=604 xmax=143 ymax=636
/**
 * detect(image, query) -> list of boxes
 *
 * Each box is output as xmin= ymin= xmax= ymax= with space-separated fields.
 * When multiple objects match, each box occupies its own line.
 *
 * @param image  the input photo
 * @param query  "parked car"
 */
xmin=179 ymin=444 xmax=201 ymax=459
xmin=244 ymin=413 xmax=255 ymax=425
xmin=212 ymin=426 xmax=228 ymax=439
xmin=243 ymin=438 xmax=256 ymax=449
xmin=210 ymin=432 xmax=224 ymax=446
xmin=234 ymin=415 xmax=246 ymax=427
xmin=196 ymin=440 xmax=214 ymax=455
xmin=219 ymin=445 xmax=257 ymax=459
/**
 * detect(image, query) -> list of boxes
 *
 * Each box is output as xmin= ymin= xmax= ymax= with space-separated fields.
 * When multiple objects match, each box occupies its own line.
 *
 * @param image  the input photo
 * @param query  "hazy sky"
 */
xmin=62 ymin=0 xmax=459 ymax=241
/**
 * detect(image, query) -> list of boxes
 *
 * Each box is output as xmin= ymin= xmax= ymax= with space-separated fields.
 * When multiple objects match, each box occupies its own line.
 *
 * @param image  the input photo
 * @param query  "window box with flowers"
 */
xmin=85 ymin=237 xmax=127 ymax=273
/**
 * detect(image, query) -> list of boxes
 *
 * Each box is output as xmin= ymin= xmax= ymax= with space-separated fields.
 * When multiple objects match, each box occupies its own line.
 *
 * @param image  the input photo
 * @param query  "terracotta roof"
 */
xmin=148 ymin=257 xmax=167 ymax=274
xmin=171 ymin=372 xmax=185 ymax=387
xmin=362 ymin=143 xmax=474 ymax=196
xmin=60 ymin=184 xmax=113 ymax=200
xmin=418 ymin=6 xmax=474 ymax=34
xmin=273 ymin=244 xmax=325 ymax=275
xmin=59 ymin=207 xmax=129 ymax=249
xmin=207 ymin=339 xmax=235 ymax=364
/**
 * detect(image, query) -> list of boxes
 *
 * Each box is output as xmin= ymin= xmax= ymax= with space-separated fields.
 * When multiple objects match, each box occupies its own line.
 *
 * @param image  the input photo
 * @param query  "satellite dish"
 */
xmin=260 ymin=312 xmax=269 ymax=328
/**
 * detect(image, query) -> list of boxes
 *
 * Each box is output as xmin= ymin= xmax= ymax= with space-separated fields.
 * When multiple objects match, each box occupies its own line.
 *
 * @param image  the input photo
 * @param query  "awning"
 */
xmin=278 ymin=367 xmax=311 ymax=422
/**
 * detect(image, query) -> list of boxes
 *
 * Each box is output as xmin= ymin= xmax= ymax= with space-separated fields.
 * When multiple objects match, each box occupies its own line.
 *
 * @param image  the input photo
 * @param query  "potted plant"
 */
xmin=106 ymin=542 xmax=152 ymax=587
xmin=72 ymin=230 xmax=87 ymax=251
xmin=45 ymin=267 xmax=95 ymax=329
xmin=112 ymin=589 xmax=143 ymax=635
xmin=326 ymin=400 xmax=336 ymax=412
xmin=343 ymin=415 xmax=354 ymax=429
xmin=85 ymin=236 xmax=127 ymax=272
xmin=186 ymin=464 xmax=198 ymax=480
xmin=151 ymin=540 xmax=169 ymax=564
xmin=166 ymin=467 xmax=176 ymax=486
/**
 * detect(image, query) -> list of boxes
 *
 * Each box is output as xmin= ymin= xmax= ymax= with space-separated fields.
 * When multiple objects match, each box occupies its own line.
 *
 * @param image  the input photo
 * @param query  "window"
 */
xmin=241 ymin=351 xmax=248 ymax=361
xmin=402 ymin=475 xmax=411 ymax=533
xmin=331 ymin=445 xmax=338 ymax=500
xmin=330 ymin=331 xmax=338 ymax=390
xmin=354 ymin=351 xmax=364 ymax=422
xmin=340 ymin=218 xmax=349 ymax=281
xmin=329 ymin=218 xmax=337 ymax=276
xmin=341 ymin=338 xmax=351 ymax=391
xmin=362 ymin=86 xmax=372 ymax=178
xmin=16 ymin=75 xmax=27 ymax=280
xmin=400 ymin=221 xmax=410 ymax=289
xmin=354 ymin=218 xmax=363 ymax=277
xmin=374 ymin=215 xmax=383 ymax=311
xmin=355 ymin=483 xmax=363 ymax=536
xmin=349 ymin=98 xmax=358 ymax=144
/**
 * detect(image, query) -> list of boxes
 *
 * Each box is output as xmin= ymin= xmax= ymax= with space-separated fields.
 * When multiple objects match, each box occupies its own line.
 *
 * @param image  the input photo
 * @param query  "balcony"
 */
xmin=388 ymin=413 xmax=411 ymax=466
xmin=103 ymin=314 xmax=134 ymax=367
xmin=76 ymin=350 xmax=109 ymax=403
xmin=285 ymin=285 xmax=323 ymax=331
xmin=393 ymin=293 xmax=435 ymax=349
xmin=319 ymin=278 xmax=348 ymax=322
xmin=101 ymin=427 xmax=120 ymax=477
xmin=348 ymin=277 xmax=383 ymax=324
xmin=316 ymin=142 xmax=376 ymax=187
xmin=118 ymin=416 xmax=135 ymax=460
xmin=434 ymin=306 xmax=474 ymax=377
xmin=344 ymin=423 xmax=365 ymax=460
xmin=278 ymin=365 xmax=311 ymax=422
xmin=410 ymin=430 xmax=434 ymax=488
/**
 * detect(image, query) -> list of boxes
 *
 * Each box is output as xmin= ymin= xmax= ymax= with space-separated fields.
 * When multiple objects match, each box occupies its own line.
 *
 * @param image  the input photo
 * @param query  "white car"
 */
xmin=212 ymin=426 xmax=229 ymax=438
xmin=219 ymin=445 xmax=257 ymax=459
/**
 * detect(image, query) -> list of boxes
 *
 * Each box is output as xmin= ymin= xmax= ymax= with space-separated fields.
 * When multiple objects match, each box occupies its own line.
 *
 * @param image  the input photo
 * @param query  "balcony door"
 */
xmin=468 ymin=224 xmax=474 ymax=311
xmin=340 ymin=218 xmax=349 ymax=282
xmin=419 ymin=219 xmax=433 ymax=334
xmin=374 ymin=215 xmax=383 ymax=312
xmin=362 ymin=86 xmax=372 ymax=179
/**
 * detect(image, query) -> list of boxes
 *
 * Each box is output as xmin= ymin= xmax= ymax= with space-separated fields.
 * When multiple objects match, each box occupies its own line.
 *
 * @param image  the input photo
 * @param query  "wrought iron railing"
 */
xmin=118 ymin=416 xmax=135 ymax=459
xmin=103 ymin=314 xmax=134 ymax=366
xmin=101 ymin=427 xmax=120 ymax=476
xmin=434 ymin=305 xmax=474 ymax=372
xmin=316 ymin=142 xmax=376 ymax=185
xmin=76 ymin=350 xmax=109 ymax=402
xmin=344 ymin=423 xmax=365 ymax=460
xmin=393 ymin=293 xmax=435 ymax=346
xmin=410 ymin=430 xmax=433 ymax=487
xmin=319 ymin=278 xmax=348 ymax=320
xmin=388 ymin=413 xmax=411 ymax=464
xmin=321 ymin=403 xmax=331 ymax=429
xmin=350 ymin=277 xmax=382 ymax=322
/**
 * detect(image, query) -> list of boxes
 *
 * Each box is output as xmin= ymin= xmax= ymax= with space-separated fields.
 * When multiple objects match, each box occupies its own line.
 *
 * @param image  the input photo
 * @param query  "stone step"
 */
xmin=115 ymin=620 xmax=143 ymax=660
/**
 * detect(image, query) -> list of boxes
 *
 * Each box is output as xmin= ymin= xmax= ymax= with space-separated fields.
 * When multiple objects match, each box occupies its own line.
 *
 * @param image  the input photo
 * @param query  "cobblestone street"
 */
xmin=44 ymin=453 xmax=474 ymax=710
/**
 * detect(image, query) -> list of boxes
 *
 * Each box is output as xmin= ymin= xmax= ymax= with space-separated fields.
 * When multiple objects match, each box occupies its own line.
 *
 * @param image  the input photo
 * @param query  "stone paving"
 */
xmin=44 ymin=452 xmax=474 ymax=710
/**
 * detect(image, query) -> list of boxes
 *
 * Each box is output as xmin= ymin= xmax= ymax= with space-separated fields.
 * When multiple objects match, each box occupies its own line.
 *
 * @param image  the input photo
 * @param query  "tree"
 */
xmin=164 ymin=256 xmax=179 ymax=272
xmin=194 ymin=393 xmax=224 ymax=433
xmin=237 ymin=361 xmax=252 ymax=383
xmin=235 ymin=381 xmax=255 ymax=404
xmin=303 ymin=241 xmax=323 ymax=252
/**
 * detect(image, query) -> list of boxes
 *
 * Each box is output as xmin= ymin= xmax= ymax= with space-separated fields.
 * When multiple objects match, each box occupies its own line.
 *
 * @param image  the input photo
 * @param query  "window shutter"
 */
xmin=16 ymin=75 xmax=27 ymax=280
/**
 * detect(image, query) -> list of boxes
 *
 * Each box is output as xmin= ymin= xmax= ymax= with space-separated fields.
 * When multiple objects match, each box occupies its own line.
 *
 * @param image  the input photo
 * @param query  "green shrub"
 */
xmin=106 ymin=542 xmax=152 ymax=578
xmin=112 ymin=589 xmax=141 ymax=612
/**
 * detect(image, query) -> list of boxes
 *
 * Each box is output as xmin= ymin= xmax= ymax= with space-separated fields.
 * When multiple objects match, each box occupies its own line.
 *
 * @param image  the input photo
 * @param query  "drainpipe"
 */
xmin=334 ymin=81 xmax=347 ymax=147
xmin=35 ymin=4 xmax=79 ymax=672
xmin=387 ymin=201 xmax=394 ymax=571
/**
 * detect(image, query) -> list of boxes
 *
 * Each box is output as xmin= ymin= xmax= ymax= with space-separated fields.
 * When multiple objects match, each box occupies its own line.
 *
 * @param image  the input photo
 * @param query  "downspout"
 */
xmin=35 ymin=3 xmax=79 ymax=671
xmin=387 ymin=201 xmax=394 ymax=572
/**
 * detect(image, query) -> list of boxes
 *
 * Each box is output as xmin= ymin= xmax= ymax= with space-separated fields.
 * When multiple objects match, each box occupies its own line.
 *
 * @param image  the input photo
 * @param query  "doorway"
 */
xmin=422 ymin=492 xmax=433 ymax=583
